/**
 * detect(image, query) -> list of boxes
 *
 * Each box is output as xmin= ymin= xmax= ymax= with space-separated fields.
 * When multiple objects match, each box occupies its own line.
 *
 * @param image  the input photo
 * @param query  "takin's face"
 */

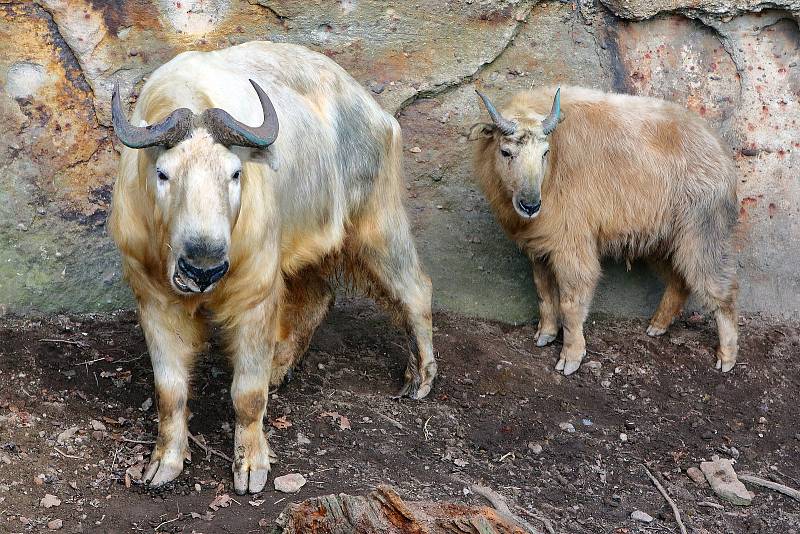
xmin=470 ymin=124 xmax=551 ymax=219
xmin=112 ymin=79 xmax=278 ymax=296
xmin=469 ymin=88 xmax=561 ymax=220
xmin=153 ymin=130 xmax=242 ymax=294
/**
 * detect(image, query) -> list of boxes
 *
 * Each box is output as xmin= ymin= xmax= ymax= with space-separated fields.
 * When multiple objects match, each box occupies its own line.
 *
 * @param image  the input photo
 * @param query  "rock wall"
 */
xmin=1 ymin=0 xmax=798 ymax=321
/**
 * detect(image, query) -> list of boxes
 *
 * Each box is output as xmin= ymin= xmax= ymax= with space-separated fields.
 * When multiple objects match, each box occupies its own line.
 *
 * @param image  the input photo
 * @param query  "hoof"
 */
xmin=556 ymin=350 xmax=585 ymax=376
xmin=535 ymin=332 xmax=557 ymax=347
xmin=646 ymin=324 xmax=667 ymax=337
xmin=143 ymin=455 xmax=185 ymax=487
xmin=716 ymin=358 xmax=736 ymax=373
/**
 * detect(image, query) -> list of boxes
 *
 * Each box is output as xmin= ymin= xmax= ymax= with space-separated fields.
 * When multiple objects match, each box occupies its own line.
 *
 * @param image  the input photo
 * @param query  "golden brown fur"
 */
xmin=471 ymin=86 xmax=739 ymax=375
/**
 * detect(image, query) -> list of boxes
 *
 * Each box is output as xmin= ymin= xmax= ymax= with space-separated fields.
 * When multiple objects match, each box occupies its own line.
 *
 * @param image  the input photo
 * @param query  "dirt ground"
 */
xmin=0 ymin=297 xmax=799 ymax=534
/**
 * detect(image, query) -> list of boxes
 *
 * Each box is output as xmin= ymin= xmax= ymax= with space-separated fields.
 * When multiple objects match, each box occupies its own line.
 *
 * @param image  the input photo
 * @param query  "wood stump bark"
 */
xmin=272 ymin=485 xmax=532 ymax=533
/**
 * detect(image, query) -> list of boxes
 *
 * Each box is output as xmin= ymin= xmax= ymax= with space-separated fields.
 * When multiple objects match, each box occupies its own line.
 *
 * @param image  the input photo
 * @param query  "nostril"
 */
xmin=178 ymin=257 xmax=203 ymax=280
xmin=177 ymin=257 xmax=228 ymax=288
xmin=206 ymin=261 xmax=229 ymax=285
xmin=517 ymin=198 xmax=541 ymax=217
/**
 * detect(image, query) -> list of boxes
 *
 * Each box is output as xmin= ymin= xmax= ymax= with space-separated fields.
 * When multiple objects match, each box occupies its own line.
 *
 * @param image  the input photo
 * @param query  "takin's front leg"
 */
xmin=530 ymin=257 xmax=560 ymax=347
xmin=226 ymin=302 xmax=278 ymax=495
xmin=552 ymin=251 xmax=600 ymax=376
xmin=139 ymin=300 xmax=204 ymax=487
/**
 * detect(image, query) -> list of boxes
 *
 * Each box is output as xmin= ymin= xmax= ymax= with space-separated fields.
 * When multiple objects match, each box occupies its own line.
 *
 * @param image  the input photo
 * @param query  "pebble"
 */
xmin=700 ymin=456 xmax=753 ymax=506
xmin=619 ymin=433 xmax=628 ymax=442
xmin=687 ymin=467 xmax=707 ymax=486
xmin=630 ymin=510 xmax=654 ymax=523
xmin=47 ymin=519 xmax=63 ymax=530
xmin=369 ymin=82 xmax=385 ymax=94
xmin=559 ymin=422 xmax=575 ymax=433
xmin=528 ymin=442 xmax=543 ymax=454
xmin=601 ymin=380 xmax=611 ymax=388
xmin=409 ymin=146 xmax=422 ymax=153
xmin=274 ymin=473 xmax=307 ymax=494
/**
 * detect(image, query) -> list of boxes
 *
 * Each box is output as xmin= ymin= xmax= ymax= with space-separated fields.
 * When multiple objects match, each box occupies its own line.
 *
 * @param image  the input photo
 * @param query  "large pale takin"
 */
xmin=109 ymin=41 xmax=437 ymax=494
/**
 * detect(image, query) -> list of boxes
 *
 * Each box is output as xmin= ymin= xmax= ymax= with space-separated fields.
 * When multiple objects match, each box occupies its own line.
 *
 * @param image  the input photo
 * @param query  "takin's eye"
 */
xmin=231 ymin=169 xmax=241 ymax=181
xmin=499 ymin=148 xmax=513 ymax=159
xmin=156 ymin=170 xmax=169 ymax=182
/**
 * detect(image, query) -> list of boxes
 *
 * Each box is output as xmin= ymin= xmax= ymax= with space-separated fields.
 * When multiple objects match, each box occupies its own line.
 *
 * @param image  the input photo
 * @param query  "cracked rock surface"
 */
xmin=1 ymin=0 xmax=798 ymax=319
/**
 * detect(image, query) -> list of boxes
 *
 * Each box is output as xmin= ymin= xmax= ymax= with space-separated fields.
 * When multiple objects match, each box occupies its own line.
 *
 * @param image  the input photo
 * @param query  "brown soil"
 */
xmin=0 ymin=298 xmax=798 ymax=533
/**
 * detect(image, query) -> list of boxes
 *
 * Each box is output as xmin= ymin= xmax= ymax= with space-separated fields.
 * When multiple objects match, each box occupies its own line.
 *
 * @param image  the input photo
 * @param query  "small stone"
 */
xmin=56 ymin=426 xmax=79 ymax=443
xmin=409 ymin=146 xmax=422 ymax=153
xmin=559 ymin=422 xmax=575 ymax=433
xmin=740 ymin=147 xmax=759 ymax=157
xmin=583 ymin=361 xmax=602 ymax=374
xmin=195 ymin=483 xmax=201 ymax=493
xmin=274 ymin=473 xmax=307 ymax=493
xmin=528 ymin=442 xmax=543 ymax=454
xmin=619 ymin=433 xmax=628 ymax=442
xmin=47 ymin=519 xmax=63 ymax=530
xmin=140 ymin=397 xmax=152 ymax=411
xmin=601 ymin=380 xmax=611 ymax=388
xmin=700 ymin=456 xmax=753 ymax=506
xmin=369 ymin=82 xmax=385 ymax=94
xmin=40 ymin=494 xmax=61 ymax=508
xmin=296 ymin=432 xmax=311 ymax=446
xmin=687 ymin=467 xmax=707 ymax=486
xmin=631 ymin=510 xmax=654 ymax=523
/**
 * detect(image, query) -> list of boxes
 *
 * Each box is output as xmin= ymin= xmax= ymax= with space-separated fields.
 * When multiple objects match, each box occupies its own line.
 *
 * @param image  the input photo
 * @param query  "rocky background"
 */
xmin=1 ymin=0 xmax=798 ymax=321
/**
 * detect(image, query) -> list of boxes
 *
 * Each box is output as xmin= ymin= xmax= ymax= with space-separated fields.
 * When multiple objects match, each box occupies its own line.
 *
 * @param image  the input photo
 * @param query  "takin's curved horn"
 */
xmin=475 ymin=89 xmax=516 ymax=136
xmin=201 ymin=79 xmax=279 ymax=148
xmin=111 ymin=83 xmax=193 ymax=148
xmin=541 ymin=87 xmax=561 ymax=135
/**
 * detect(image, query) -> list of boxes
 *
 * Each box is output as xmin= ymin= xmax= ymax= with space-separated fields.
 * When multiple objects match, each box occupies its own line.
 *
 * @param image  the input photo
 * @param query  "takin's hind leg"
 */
xmin=647 ymin=265 xmax=690 ymax=337
xmin=530 ymin=257 xmax=560 ymax=347
xmin=270 ymin=267 xmax=334 ymax=388
xmin=673 ymin=232 xmax=739 ymax=372
xmin=350 ymin=213 xmax=437 ymax=400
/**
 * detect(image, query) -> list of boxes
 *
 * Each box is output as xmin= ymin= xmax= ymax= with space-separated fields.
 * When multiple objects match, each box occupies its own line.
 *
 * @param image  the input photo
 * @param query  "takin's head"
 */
xmin=468 ymin=88 xmax=561 ymax=220
xmin=112 ymin=80 xmax=279 ymax=295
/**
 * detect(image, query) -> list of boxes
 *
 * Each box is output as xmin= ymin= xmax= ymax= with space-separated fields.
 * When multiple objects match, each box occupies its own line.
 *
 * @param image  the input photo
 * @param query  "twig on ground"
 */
xmin=40 ymin=338 xmax=89 ymax=348
xmin=121 ymin=437 xmax=156 ymax=445
xmin=642 ymin=464 xmax=688 ymax=534
xmin=698 ymin=501 xmax=724 ymax=509
xmin=153 ymin=514 xmax=181 ymax=531
xmin=423 ymin=416 xmax=432 ymax=441
xmin=518 ymin=506 xmax=556 ymax=534
xmin=469 ymin=483 xmax=543 ymax=534
xmin=189 ymin=433 xmax=233 ymax=463
xmin=75 ymin=358 xmax=105 ymax=368
xmin=114 ymin=352 xmax=147 ymax=364
xmin=54 ymin=447 xmax=83 ymax=460
xmin=740 ymin=474 xmax=800 ymax=502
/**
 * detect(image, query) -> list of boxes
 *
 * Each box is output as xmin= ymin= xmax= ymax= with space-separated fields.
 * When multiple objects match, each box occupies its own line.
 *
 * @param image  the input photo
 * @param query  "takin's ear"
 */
xmin=249 ymin=146 xmax=280 ymax=171
xmin=468 ymin=123 xmax=496 ymax=141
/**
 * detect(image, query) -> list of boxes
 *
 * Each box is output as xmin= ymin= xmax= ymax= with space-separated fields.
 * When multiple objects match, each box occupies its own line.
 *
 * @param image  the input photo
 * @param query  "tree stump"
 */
xmin=272 ymin=485 xmax=532 ymax=533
